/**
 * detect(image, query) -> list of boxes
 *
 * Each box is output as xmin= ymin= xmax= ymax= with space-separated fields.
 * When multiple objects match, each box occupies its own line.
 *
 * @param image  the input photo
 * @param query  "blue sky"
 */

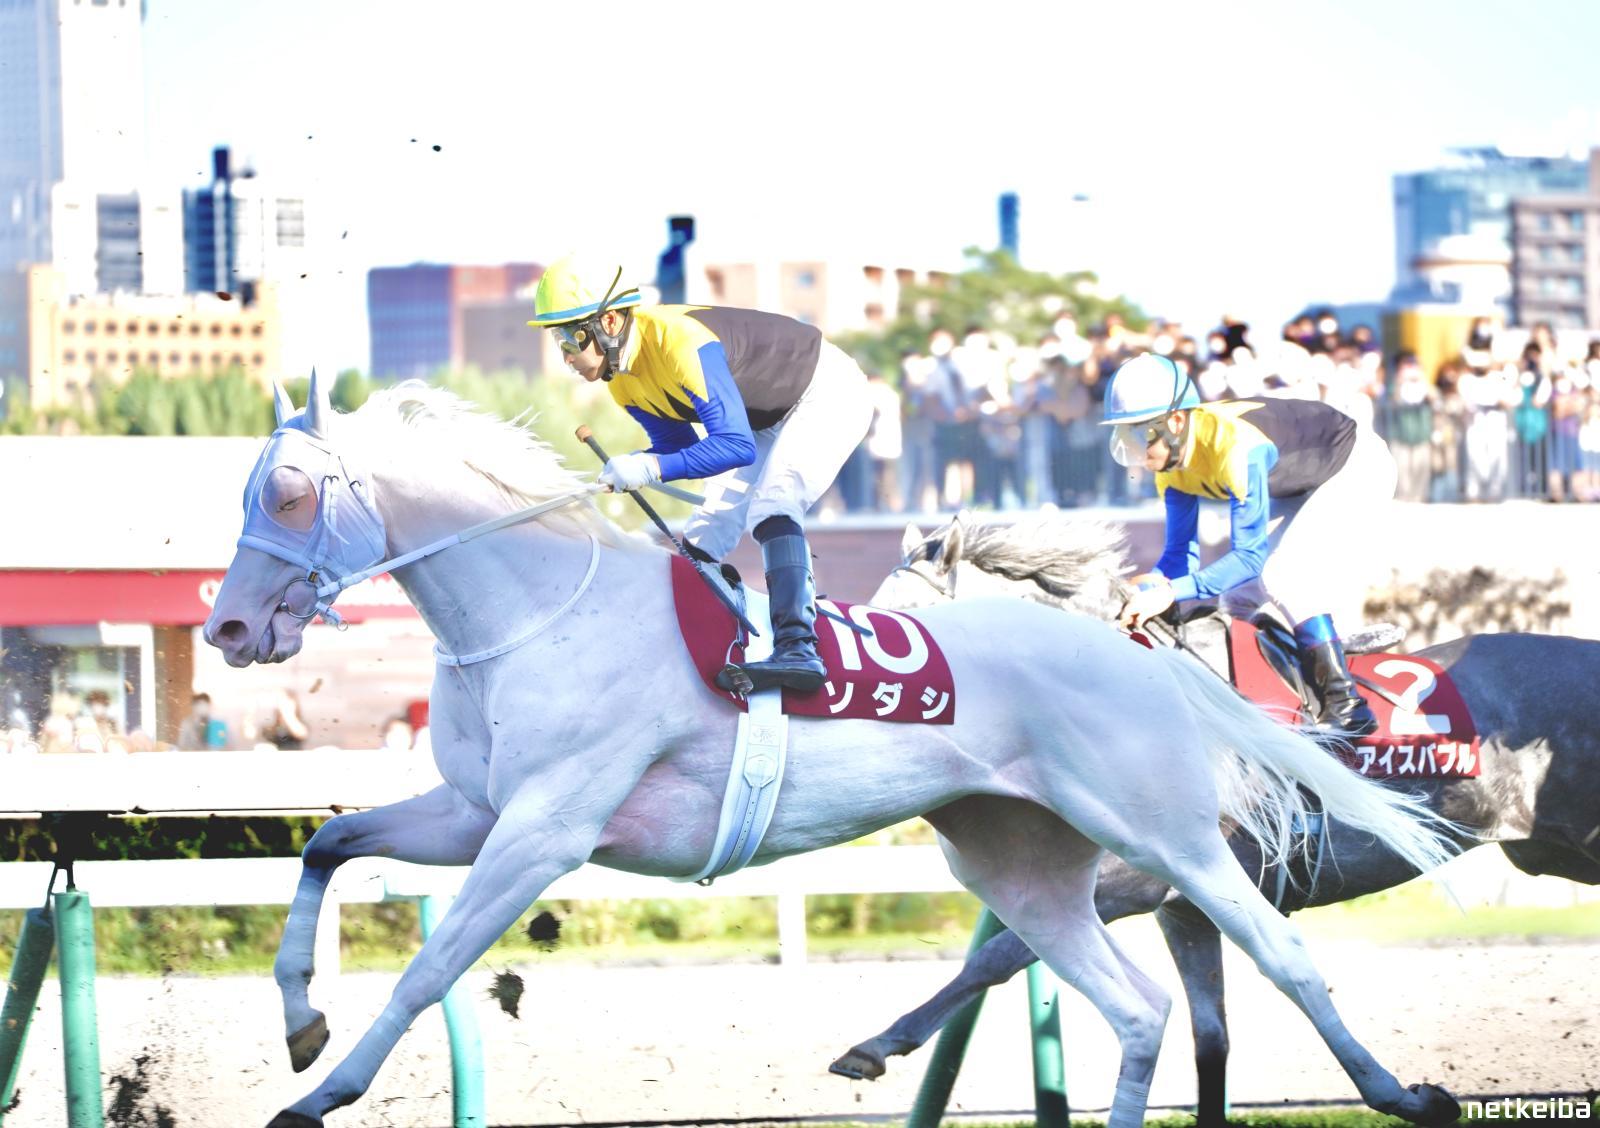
xmin=139 ymin=0 xmax=1600 ymax=371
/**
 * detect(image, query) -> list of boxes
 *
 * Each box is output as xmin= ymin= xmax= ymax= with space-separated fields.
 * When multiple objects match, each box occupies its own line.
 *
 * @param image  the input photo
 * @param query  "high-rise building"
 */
xmin=656 ymin=216 xmax=696 ymax=305
xmin=1510 ymin=148 xmax=1600 ymax=330
xmin=183 ymin=147 xmax=309 ymax=296
xmin=367 ymin=262 xmax=543 ymax=379
xmin=998 ymin=192 xmax=1020 ymax=260
xmin=1 ymin=0 xmax=163 ymax=289
xmin=1392 ymin=147 xmax=1589 ymax=316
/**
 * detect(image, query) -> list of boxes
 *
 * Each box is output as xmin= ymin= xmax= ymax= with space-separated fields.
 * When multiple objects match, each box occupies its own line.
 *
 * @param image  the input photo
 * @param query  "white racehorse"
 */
xmin=204 ymin=373 xmax=1461 ymax=1128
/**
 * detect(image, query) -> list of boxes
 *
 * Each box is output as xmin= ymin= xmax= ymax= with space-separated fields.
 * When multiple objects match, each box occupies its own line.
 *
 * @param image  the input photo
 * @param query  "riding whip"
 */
xmin=575 ymin=425 xmax=761 ymax=638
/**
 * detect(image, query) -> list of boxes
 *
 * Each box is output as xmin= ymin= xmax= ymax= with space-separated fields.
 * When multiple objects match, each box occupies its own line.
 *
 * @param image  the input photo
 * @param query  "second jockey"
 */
xmin=1104 ymin=353 xmax=1396 ymax=736
xmin=529 ymin=254 xmax=873 ymax=694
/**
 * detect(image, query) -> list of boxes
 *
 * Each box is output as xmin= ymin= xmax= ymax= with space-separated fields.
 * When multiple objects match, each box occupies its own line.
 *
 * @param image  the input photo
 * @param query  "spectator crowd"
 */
xmin=834 ymin=312 xmax=1600 ymax=512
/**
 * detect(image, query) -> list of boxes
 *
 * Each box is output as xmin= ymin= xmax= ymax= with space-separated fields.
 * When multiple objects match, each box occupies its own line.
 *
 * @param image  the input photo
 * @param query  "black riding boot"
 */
xmin=737 ymin=532 xmax=827 ymax=693
xmin=1294 ymin=614 xmax=1378 ymax=737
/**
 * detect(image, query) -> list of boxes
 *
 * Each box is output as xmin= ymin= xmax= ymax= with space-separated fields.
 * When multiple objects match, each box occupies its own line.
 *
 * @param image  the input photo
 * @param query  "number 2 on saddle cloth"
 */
xmin=1135 ymin=613 xmax=1482 ymax=781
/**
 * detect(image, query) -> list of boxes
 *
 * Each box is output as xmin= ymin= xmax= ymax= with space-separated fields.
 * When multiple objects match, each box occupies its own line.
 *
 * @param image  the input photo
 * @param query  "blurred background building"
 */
xmin=692 ymin=257 xmax=948 ymax=334
xmin=367 ymin=262 xmax=544 ymax=380
xmin=0 ymin=265 xmax=281 ymax=409
xmin=183 ymin=145 xmax=309 ymax=298
xmin=1392 ymin=146 xmax=1592 ymax=317
xmin=0 ymin=0 xmax=185 ymax=297
xmin=1510 ymin=148 xmax=1600 ymax=330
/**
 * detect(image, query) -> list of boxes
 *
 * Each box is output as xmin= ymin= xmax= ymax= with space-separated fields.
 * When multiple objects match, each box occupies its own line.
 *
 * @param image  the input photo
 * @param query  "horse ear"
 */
xmin=901 ymin=523 xmax=924 ymax=557
xmin=303 ymin=368 xmax=330 ymax=438
xmin=938 ymin=519 xmax=965 ymax=572
xmin=273 ymin=383 xmax=295 ymax=428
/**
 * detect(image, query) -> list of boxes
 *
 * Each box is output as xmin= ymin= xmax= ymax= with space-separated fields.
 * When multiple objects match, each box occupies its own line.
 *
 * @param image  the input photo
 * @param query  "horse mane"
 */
xmin=345 ymin=382 xmax=643 ymax=550
xmin=933 ymin=512 xmax=1131 ymax=619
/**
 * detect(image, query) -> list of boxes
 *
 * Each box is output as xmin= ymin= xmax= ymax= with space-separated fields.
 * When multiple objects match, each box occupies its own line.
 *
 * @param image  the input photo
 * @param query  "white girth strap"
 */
xmin=677 ymin=589 xmax=790 ymax=885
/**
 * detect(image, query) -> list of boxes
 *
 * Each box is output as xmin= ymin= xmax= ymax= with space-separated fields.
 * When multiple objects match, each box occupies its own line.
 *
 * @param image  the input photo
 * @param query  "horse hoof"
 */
xmin=287 ymin=1012 xmax=329 ymax=1073
xmin=267 ymin=1112 xmax=321 ymax=1128
xmin=1399 ymin=1082 xmax=1462 ymax=1126
xmin=829 ymin=1044 xmax=886 ymax=1081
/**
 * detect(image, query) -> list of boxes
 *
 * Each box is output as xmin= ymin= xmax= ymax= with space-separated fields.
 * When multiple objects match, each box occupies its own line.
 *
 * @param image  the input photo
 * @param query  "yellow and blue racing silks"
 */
xmin=1155 ymin=399 xmax=1357 ymax=601
xmin=608 ymin=305 xmax=823 ymax=482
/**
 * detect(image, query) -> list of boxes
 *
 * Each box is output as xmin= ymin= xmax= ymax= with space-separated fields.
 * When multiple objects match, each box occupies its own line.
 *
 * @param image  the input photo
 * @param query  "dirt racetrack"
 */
xmin=7 ymin=923 xmax=1597 ymax=1126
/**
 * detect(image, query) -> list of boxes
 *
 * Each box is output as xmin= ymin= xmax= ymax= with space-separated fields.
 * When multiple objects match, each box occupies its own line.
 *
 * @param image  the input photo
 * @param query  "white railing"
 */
xmin=0 ymin=748 xmax=444 ymax=817
xmin=3 ymin=749 xmax=1593 ymax=972
xmin=0 ymin=847 xmax=965 ymax=968
xmin=0 ymin=749 xmax=967 ymax=967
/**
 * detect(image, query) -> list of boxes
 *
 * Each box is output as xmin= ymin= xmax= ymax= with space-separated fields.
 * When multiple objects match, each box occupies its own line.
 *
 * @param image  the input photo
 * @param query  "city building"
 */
xmin=1392 ymin=146 xmax=1589 ymax=318
xmin=656 ymin=215 xmax=697 ymax=305
xmin=1510 ymin=148 xmax=1600 ymax=330
xmin=1 ymin=0 xmax=183 ymax=295
xmin=43 ymin=181 xmax=185 ymax=296
xmin=367 ymin=262 xmax=543 ymax=379
xmin=693 ymin=258 xmax=949 ymax=335
xmin=0 ymin=264 xmax=282 ymax=409
xmin=460 ymin=300 xmax=548 ymax=377
xmin=183 ymin=146 xmax=309 ymax=296
xmin=998 ymin=191 xmax=1020 ymax=260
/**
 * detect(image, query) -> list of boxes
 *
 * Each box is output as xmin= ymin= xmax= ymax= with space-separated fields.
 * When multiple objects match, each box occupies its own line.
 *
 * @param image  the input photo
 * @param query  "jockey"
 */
xmin=529 ymin=254 xmax=873 ymax=694
xmin=1105 ymin=352 xmax=1396 ymax=736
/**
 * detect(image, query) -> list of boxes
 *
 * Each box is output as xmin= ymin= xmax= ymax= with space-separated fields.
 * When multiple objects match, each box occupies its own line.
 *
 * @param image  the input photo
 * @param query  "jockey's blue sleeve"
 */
xmin=626 ymin=407 xmax=698 ymax=455
xmin=1155 ymin=488 xmax=1200 ymax=583
xmin=648 ymin=342 xmax=758 ymax=482
xmin=1169 ymin=447 xmax=1273 ymax=602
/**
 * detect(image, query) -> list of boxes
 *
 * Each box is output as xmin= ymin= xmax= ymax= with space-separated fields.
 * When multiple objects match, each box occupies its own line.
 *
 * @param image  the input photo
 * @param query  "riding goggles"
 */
xmin=1108 ymin=421 xmax=1167 ymax=468
xmin=548 ymin=319 xmax=598 ymax=356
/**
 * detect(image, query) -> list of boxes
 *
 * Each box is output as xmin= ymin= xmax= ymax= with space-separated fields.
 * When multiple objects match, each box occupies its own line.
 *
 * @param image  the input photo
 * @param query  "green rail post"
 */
xmin=906 ymin=908 xmax=1008 ymax=1128
xmin=52 ymin=891 xmax=102 ymax=1128
xmin=1027 ymin=961 xmax=1070 ymax=1127
xmin=419 ymin=895 xmax=485 ymax=1128
xmin=1 ymin=908 xmax=55 ymax=1123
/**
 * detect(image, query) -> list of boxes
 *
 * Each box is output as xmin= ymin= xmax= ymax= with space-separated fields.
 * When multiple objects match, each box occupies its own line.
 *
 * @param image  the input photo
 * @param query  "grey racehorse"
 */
xmin=839 ymin=512 xmax=1600 ymax=1124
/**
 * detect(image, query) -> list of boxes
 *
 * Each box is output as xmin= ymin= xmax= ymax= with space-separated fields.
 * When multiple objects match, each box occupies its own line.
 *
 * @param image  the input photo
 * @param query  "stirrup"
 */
xmin=716 ymin=663 xmax=755 ymax=696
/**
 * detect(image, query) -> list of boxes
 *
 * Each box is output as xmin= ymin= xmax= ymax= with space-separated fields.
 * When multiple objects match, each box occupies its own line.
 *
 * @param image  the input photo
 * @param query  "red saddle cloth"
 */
xmin=669 ymin=556 xmax=956 ymax=724
xmin=1224 ymin=619 xmax=1481 ymax=779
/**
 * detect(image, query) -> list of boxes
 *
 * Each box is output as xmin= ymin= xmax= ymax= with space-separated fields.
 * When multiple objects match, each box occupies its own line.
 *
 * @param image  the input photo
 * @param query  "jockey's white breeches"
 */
xmin=684 ymin=341 xmax=873 ymax=561
xmin=1220 ymin=425 xmax=1397 ymax=636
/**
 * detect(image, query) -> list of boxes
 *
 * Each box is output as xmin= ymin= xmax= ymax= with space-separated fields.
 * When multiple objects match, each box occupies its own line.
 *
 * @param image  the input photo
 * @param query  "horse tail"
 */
xmin=1152 ymin=645 xmax=1459 ymax=878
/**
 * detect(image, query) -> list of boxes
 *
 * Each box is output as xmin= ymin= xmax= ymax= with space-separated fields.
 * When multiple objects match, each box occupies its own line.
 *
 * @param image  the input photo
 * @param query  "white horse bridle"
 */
xmin=243 ymin=378 xmax=605 ymax=662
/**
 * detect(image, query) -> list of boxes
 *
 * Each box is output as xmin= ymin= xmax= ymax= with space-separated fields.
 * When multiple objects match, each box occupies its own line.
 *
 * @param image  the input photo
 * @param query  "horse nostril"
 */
xmin=213 ymin=620 xmax=251 ymax=648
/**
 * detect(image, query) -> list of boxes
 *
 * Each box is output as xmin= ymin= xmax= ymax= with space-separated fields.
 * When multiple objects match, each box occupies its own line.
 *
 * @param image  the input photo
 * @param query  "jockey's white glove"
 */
xmin=599 ymin=452 xmax=662 ymax=493
xmin=1120 ymin=576 xmax=1175 ymax=630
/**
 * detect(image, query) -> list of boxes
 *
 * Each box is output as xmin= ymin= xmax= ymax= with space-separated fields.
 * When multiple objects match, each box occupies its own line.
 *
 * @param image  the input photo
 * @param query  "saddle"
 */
xmin=1139 ymin=607 xmax=1481 ymax=780
xmin=669 ymin=556 xmax=958 ymax=725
